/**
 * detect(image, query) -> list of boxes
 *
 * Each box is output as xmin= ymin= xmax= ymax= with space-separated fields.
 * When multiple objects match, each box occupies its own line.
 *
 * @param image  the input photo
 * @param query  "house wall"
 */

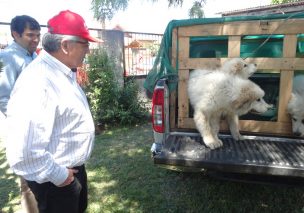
xmin=220 ymin=3 xmax=304 ymax=17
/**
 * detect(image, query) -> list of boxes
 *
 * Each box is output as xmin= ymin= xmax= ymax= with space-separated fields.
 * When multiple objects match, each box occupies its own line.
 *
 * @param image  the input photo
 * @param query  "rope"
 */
xmin=243 ymin=11 xmax=304 ymax=60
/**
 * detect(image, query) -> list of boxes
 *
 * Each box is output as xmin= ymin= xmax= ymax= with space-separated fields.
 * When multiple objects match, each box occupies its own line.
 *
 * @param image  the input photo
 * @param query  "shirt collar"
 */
xmin=39 ymin=50 xmax=74 ymax=79
xmin=11 ymin=41 xmax=37 ymax=59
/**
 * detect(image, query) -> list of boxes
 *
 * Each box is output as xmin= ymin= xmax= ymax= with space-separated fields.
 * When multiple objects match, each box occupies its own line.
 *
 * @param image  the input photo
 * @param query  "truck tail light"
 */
xmin=152 ymin=88 xmax=164 ymax=133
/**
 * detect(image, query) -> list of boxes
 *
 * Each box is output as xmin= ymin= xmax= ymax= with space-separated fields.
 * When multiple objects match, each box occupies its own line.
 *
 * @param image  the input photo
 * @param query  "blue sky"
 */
xmin=0 ymin=0 xmax=270 ymax=34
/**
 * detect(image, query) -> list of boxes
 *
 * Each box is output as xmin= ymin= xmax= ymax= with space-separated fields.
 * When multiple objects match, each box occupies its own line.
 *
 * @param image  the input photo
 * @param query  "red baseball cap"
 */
xmin=47 ymin=10 xmax=103 ymax=43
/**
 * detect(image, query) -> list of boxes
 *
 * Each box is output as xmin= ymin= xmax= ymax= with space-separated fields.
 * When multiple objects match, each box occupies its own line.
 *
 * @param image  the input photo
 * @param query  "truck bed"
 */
xmin=154 ymin=133 xmax=304 ymax=178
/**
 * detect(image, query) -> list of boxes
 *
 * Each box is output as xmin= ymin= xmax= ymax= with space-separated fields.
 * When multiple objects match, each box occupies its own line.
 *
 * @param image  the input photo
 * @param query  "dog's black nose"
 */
xmin=254 ymin=64 xmax=257 ymax=67
xmin=294 ymin=132 xmax=302 ymax=137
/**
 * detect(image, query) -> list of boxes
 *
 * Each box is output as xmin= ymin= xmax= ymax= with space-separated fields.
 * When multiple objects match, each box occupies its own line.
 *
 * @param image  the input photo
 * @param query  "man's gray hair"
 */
xmin=42 ymin=33 xmax=87 ymax=53
xmin=42 ymin=33 xmax=63 ymax=53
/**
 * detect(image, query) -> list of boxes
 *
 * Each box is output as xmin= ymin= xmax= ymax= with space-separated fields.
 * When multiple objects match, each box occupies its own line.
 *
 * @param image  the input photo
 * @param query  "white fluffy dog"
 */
xmin=188 ymin=66 xmax=272 ymax=149
xmin=287 ymin=75 xmax=304 ymax=137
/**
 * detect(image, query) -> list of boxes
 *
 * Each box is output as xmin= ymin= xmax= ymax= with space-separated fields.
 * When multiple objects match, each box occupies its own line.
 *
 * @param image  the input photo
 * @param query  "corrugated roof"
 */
xmin=218 ymin=0 xmax=304 ymax=15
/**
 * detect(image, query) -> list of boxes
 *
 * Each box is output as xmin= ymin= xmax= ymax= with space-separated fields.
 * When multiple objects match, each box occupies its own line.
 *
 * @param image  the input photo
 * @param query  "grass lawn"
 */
xmin=1 ymin=122 xmax=304 ymax=212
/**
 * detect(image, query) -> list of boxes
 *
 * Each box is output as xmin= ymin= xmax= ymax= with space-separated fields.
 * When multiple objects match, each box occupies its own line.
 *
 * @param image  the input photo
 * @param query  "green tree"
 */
xmin=166 ymin=0 xmax=184 ymax=6
xmin=91 ymin=0 xmax=204 ymax=23
xmin=272 ymin=0 xmax=301 ymax=4
xmin=189 ymin=0 xmax=206 ymax=19
xmin=91 ymin=0 xmax=129 ymax=28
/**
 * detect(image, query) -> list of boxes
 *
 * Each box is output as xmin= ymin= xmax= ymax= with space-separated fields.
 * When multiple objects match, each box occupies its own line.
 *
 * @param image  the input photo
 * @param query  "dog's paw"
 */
xmin=204 ymin=138 xmax=223 ymax=149
xmin=232 ymin=133 xmax=244 ymax=141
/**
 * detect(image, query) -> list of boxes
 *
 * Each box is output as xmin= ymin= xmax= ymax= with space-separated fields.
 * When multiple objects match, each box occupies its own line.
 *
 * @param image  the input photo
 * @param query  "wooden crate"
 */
xmin=171 ymin=18 xmax=304 ymax=136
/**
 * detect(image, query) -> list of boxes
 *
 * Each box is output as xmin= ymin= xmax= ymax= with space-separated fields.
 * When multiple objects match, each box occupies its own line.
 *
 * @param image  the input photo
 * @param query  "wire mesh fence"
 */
xmin=0 ymin=22 xmax=163 ymax=77
xmin=124 ymin=31 xmax=162 ymax=77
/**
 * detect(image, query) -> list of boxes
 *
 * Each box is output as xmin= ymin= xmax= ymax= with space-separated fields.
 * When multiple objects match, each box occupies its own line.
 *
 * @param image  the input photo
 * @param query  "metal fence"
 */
xmin=124 ymin=31 xmax=162 ymax=77
xmin=0 ymin=22 xmax=163 ymax=77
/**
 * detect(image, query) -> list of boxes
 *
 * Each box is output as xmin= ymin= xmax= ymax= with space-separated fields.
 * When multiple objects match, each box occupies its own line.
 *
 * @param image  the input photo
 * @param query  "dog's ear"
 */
xmin=289 ymin=93 xmax=295 ymax=101
xmin=232 ymin=86 xmax=259 ymax=110
xmin=232 ymin=97 xmax=251 ymax=111
xmin=287 ymin=93 xmax=297 ymax=113
xmin=229 ymin=59 xmax=244 ymax=75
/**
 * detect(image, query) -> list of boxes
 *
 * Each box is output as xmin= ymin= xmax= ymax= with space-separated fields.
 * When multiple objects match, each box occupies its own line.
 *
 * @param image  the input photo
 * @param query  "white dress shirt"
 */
xmin=6 ymin=50 xmax=95 ymax=186
xmin=0 ymin=41 xmax=37 ymax=115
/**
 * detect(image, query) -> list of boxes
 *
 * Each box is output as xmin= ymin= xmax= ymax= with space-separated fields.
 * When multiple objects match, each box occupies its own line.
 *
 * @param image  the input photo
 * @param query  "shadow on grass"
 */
xmin=86 ymin=123 xmax=304 ymax=213
xmin=0 ymin=145 xmax=20 ymax=213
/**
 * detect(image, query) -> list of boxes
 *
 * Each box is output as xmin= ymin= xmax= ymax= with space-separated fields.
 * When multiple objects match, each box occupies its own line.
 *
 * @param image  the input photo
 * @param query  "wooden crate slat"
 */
xmin=178 ymin=19 xmax=304 ymax=37
xmin=180 ymin=58 xmax=304 ymax=70
xmin=170 ymin=28 xmax=178 ymax=129
xmin=181 ymin=118 xmax=292 ymax=136
xmin=283 ymin=35 xmax=297 ymax=57
xmin=171 ymin=28 xmax=178 ymax=71
xmin=277 ymin=35 xmax=297 ymax=122
xmin=178 ymin=37 xmax=190 ymax=60
xmin=177 ymin=35 xmax=190 ymax=129
xmin=178 ymin=23 xmax=224 ymax=37
xmin=236 ymin=120 xmax=291 ymax=135
xmin=179 ymin=58 xmax=223 ymax=69
xmin=277 ymin=71 xmax=293 ymax=122
xmin=177 ymin=69 xmax=189 ymax=128
xmin=228 ymin=36 xmax=241 ymax=57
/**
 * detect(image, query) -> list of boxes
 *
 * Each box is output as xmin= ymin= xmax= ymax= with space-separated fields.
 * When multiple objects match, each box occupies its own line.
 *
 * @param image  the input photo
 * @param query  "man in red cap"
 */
xmin=5 ymin=10 xmax=102 ymax=213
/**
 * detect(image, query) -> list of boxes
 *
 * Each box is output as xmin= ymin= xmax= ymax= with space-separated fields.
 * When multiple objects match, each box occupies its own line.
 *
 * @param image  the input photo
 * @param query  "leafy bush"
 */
xmin=85 ymin=48 xmax=148 ymax=127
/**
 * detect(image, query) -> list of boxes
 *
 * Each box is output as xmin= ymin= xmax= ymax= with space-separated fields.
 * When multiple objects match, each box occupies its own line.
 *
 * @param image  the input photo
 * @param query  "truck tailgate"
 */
xmin=154 ymin=134 xmax=304 ymax=177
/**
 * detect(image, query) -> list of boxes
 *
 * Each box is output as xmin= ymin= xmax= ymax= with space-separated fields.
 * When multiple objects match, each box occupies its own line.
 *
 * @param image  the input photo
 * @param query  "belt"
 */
xmin=71 ymin=164 xmax=85 ymax=171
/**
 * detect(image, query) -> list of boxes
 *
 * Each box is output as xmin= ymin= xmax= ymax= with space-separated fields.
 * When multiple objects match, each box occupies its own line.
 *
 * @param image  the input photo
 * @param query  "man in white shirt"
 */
xmin=0 ymin=15 xmax=40 ymax=115
xmin=5 ymin=10 xmax=102 ymax=213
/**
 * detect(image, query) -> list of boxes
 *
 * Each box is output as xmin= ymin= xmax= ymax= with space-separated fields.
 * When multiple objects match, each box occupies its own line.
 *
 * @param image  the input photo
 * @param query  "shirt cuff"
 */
xmin=49 ymin=165 xmax=69 ymax=186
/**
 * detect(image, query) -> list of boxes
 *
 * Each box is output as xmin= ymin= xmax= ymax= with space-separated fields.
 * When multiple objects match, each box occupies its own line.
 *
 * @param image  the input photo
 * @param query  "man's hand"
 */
xmin=58 ymin=168 xmax=78 ymax=187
